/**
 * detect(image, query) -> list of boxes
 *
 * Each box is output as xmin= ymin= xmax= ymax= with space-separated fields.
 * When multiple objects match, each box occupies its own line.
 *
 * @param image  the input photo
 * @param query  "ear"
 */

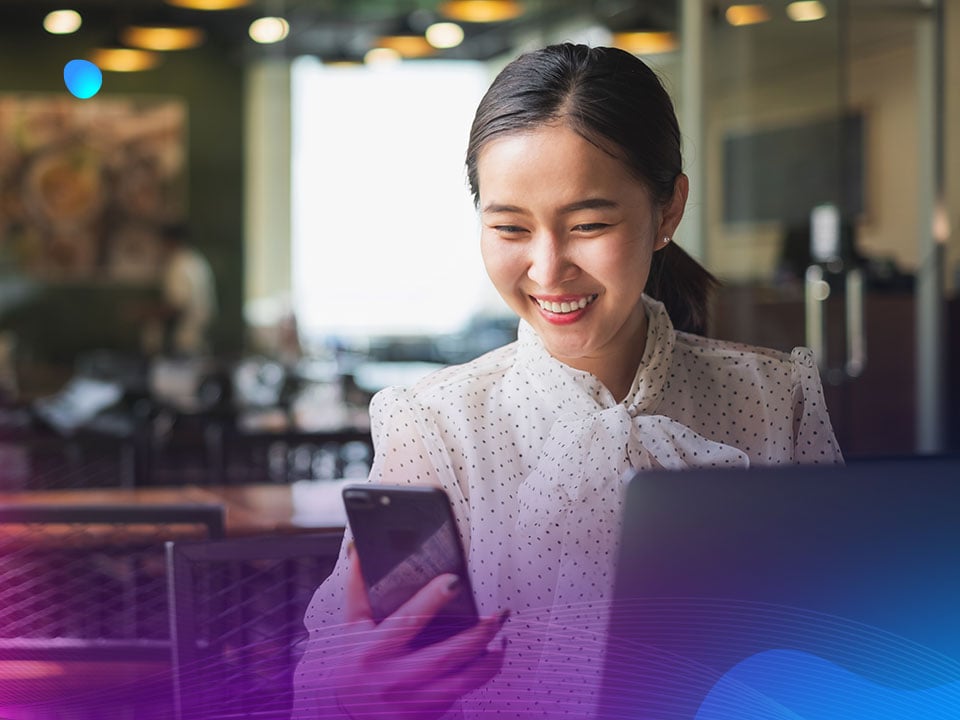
xmin=655 ymin=173 xmax=688 ymax=249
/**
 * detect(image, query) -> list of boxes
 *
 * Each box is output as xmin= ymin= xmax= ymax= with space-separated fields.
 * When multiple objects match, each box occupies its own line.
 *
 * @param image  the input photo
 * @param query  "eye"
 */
xmin=572 ymin=223 xmax=609 ymax=233
xmin=492 ymin=225 xmax=527 ymax=236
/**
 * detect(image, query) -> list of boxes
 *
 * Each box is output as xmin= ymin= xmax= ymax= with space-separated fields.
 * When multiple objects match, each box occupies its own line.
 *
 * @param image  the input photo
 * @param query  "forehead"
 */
xmin=475 ymin=124 xmax=646 ymax=205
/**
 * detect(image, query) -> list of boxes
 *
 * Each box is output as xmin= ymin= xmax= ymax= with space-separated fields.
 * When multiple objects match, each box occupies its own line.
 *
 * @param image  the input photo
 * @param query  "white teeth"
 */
xmin=536 ymin=295 xmax=596 ymax=314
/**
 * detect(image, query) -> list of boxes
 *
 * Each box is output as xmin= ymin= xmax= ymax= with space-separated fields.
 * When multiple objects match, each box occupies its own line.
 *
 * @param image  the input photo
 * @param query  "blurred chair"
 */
xmin=141 ymin=407 xmax=232 ymax=486
xmin=0 ymin=504 xmax=224 ymax=660
xmin=166 ymin=530 xmax=343 ymax=720
xmin=218 ymin=429 xmax=373 ymax=484
xmin=0 ymin=504 xmax=224 ymax=719
xmin=13 ymin=366 xmax=145 ymax=489
xmin=0 ymin=422 xmax=138 ymax=491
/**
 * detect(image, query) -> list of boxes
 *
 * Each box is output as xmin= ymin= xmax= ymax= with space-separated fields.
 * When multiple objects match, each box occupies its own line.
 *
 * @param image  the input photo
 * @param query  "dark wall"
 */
xmin=0 ymin=24 xmax=245 ymax=373
xmin=722 ymin=114 xmax=864 ymax=226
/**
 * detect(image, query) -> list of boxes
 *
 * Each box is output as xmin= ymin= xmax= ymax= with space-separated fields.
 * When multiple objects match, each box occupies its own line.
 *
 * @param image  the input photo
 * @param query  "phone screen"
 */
xmin=343 ymin=485 xmax=479 ymax=649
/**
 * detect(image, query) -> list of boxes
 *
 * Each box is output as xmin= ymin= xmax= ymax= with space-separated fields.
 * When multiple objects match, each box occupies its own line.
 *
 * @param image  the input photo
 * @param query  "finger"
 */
xmin=410 ymin=642 xmax=507 ymax=716
xmin=439 ymin=642 xmax=506 ymax=696
xmin=375 ymin=573 xmax=463 ymax=647
xmin=344 ymin=542 xmax=373 ymax=624
xmin=390 ymin=610 xmax=509 ymax=686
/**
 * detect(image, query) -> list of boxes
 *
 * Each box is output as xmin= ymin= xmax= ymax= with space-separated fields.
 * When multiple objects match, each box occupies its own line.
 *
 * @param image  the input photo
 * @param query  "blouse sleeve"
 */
xmin=789 ymin=347 xmax=844 ymax=464
xmin=292 ymin=385 xmax=467 ymax=719
xmin=362 ymin=385 xmax=470 ymax=542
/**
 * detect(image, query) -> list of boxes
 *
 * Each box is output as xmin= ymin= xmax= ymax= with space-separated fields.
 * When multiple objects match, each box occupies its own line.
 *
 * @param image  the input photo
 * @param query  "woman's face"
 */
xmin=477 ymin=123 xmax=684 ymax=381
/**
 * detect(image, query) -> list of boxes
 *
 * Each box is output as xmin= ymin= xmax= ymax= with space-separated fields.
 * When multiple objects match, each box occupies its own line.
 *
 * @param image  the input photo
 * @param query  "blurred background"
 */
xmin=0 ymin=0 xmax=957 ymax=479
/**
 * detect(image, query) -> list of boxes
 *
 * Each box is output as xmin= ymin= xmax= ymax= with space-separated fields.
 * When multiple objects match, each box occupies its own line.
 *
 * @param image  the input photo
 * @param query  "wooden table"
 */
xmin=0 ymin=480 xmax=350 ymax=536
xmin=0 ymin=659 xmax=174 ymax=720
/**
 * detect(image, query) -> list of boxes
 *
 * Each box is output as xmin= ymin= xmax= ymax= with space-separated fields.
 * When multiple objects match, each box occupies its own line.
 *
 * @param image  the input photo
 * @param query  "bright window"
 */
xmin=291 ymin=58 xmax=499 ymax=339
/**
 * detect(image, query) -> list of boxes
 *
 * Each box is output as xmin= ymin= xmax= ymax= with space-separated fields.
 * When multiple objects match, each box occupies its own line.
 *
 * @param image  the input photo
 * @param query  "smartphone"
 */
xmin=342 ymin=484 xmax=479 ymax=649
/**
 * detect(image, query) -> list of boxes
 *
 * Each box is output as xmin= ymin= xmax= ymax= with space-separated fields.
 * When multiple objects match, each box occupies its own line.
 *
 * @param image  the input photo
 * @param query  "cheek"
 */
xmin=479 ymin=235 xmax=500 ymax=281
xmin=600 ymin=236 xmax=654 ymax=292
xmin=480 ymin=236 xmax=522 ymax=288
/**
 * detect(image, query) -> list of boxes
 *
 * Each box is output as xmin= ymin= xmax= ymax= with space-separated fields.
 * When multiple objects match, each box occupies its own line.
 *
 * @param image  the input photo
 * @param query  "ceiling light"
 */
xmin=613 ymin=31 xmax=678 ymax=55
xmin=426 ymin=22 xmax=464 ymax=49
xmin=89 ymin=48 xmax=162 ymax=72
xmin=438 ymin=1 xmax=524 ymax=23
xmin=121 ymin=26 xmax=206 ymax=51
xmin=376 ymin=34 xmax=434 ymax=59
xmin=726 ymin=4 xmax=771 ymax=27
xmin=786 ymin=1 xmax=827 ymax=22
xmin=44 ymin=10 xmax=82 ymax=35
xmin=165 ymin=0 xmax=251 ymax=9
xmin=249 ymin=17 xmax=289 ymax=44
xmin=364 ymin=47 xmax=401 ymax=66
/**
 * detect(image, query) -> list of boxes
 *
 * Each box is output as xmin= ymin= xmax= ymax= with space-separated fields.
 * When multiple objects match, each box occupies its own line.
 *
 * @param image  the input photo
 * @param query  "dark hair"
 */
xmin=466 ymin=43 xmax=716 ymax=335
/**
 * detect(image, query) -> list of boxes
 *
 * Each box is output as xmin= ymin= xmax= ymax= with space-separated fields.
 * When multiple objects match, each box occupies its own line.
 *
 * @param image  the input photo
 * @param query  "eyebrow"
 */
xmin=481 ymin=198 xmax=620 ymax=214
xmin=559 ymin=198 xmax=620 ymax=213
xmin=481 ymin=203 xmax=524 ymax=214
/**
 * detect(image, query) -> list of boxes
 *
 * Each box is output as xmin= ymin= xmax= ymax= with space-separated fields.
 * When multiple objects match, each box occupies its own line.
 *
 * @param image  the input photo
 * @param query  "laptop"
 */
xmin=599 ymin=457 xmax=960 ymax=719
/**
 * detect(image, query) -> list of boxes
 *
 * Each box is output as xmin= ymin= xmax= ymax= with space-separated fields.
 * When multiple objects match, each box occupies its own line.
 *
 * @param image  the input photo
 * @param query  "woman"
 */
xmin=295 ymin=43 xmax=841 ymax=719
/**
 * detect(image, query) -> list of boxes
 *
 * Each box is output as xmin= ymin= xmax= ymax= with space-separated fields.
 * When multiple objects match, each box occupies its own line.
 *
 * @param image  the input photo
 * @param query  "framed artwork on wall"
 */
xmin=0 ymin=94 xmax=187 ymax=282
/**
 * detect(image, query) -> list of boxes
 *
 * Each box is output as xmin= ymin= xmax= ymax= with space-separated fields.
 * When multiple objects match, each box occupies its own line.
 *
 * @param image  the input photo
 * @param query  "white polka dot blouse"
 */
xmin=294 ymin=294 xmax=843 ymax=719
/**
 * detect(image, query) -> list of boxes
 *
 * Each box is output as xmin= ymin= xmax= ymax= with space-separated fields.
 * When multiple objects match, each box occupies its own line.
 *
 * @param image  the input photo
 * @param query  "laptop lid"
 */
xmin=599 ymin=458 xmax=960 ymax=719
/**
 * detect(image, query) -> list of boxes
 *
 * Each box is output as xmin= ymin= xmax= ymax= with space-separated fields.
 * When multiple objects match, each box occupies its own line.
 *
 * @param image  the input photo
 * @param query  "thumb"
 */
xmin=343 ymin=541 xmax=374 ymax=624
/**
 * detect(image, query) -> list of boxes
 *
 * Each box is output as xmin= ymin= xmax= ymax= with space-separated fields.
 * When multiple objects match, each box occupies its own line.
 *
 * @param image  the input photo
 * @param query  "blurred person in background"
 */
xmin=142 ymin=222 xmax=217 ymax=356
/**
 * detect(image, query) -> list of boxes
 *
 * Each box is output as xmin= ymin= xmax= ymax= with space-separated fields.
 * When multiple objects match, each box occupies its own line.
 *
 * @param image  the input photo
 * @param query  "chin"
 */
xmin=542 ymin=337 xmax=597 ymax=362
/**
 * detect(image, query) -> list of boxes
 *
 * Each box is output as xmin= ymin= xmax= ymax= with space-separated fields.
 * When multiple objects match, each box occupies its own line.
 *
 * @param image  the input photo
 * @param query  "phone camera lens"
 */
xmin=344 ymin=489 xmax=373 ymax=509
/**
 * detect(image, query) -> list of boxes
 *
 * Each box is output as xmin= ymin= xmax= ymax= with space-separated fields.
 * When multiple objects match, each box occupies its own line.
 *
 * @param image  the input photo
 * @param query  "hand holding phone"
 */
xmin=342 ymin=484 xmax=479 ymax=649
xmin=334 ymin=485 xmax=508 ymax=719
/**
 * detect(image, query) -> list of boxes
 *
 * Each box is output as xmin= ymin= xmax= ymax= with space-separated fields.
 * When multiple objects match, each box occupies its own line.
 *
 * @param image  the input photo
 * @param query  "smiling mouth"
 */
xmin=533 ymin=294 xmax=598 ymax=314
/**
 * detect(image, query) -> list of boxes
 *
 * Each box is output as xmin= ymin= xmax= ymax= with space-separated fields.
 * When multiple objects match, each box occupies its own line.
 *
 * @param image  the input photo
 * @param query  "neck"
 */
xmin=557 ymin=305 xmax=649 ymax=403
xmin=598 ymin=326 xmax=647 ymax=403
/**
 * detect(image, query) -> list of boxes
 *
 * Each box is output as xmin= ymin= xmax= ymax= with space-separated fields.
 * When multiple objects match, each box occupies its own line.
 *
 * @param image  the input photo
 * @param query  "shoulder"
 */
xmin=366 ymin=342 xmax=522 ymax=484
xmin=674 ymin=331 xmax=793 ymax=372
xmin=370 ymin=341 xmax=519 ymax=420
xmin=665 ymin=333 xmax=840 ymax=463
xmin=670 ymin=331 xmax=820 ymax=398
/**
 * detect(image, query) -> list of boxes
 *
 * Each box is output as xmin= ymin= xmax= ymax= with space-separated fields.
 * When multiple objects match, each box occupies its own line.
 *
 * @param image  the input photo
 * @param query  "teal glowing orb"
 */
xmin=64 ymin=59 xmax=102 ymax=99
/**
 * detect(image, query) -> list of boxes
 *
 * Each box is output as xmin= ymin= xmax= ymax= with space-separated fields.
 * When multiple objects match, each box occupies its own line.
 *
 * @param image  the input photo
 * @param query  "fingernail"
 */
xmin=445 ymin=575 xmax=461 ymax=595
xmin=498 ymin=609 xmax=511 ymax=626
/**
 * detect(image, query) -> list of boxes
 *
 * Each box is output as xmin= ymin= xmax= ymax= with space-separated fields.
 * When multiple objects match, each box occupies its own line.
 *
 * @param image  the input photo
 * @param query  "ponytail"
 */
xmin=644 ymin=242 xmax=718 ymax=336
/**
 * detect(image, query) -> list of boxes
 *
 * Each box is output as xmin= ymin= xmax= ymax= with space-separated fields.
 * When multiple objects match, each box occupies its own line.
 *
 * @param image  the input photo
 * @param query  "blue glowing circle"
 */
xmin=63 ymin=59 xmax=102 ymax=99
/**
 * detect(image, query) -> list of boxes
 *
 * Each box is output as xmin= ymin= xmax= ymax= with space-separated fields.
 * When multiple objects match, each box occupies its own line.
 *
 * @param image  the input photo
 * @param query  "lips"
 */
xmin=533 ymin=294 xmax=598 ymax=315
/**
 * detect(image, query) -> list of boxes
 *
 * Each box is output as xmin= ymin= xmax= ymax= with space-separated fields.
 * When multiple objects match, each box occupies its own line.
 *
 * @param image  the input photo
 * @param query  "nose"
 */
xmin=526 ymin=230 xmax=576 ymax=289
